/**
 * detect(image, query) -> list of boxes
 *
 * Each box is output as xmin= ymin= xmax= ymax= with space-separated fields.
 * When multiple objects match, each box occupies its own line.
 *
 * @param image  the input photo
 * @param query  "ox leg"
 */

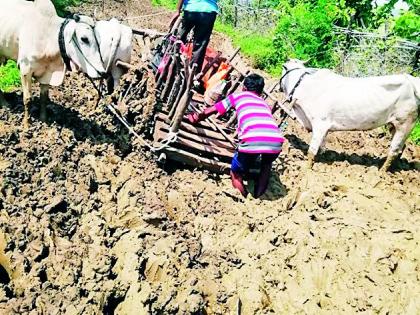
xmin=40 ymin=84 xmax=49 ymax=122
xmin=21 ymin=74 xmax=32 ymax=129
xmin=307 ymin=125 xmax=329 ymax=169
xmin=381 ymin=121 xmax=415 ymax=172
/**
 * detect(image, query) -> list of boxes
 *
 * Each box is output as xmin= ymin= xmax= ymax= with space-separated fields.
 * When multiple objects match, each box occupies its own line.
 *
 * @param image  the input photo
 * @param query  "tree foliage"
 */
xmin=272 ymin=0 xmax=339 ymax=68
xmin=51 ymin=0 xmax=83 ymax=16
xmin=393 ymin=11 xmax=420 ymax=42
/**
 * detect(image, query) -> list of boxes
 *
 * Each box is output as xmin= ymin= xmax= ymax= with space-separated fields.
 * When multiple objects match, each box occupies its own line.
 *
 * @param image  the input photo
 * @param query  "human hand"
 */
xmin=169 ymin=12 xmax=180 ymax=28
xmin=187 ymin=112 xmax=201 ymax=124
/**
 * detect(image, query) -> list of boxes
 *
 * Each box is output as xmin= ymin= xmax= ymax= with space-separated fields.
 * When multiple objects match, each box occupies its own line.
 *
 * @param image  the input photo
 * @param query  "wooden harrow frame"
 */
xmin=115 ymin=22 xmax=294 ymax=174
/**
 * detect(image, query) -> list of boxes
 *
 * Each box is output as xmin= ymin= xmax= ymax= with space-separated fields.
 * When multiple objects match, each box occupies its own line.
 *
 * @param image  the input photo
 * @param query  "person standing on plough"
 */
xmin=188 ymin=74 xmax=285 ymax=198
xmin=170 ymin=0 xmax=218 ymax=74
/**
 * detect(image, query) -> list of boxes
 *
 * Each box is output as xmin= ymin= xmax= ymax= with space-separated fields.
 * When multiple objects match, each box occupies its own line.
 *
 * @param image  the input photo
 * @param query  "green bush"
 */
xmin=393 ymin=11 xmax=420 ymax=42
xmin=272 ymin=0 xmax=339 ymax=68
xmin=151 ymin=0 xmax=177 ymax=10
xmin=0 ymin=61 xmax=20 ymax=92
xmin=52 ymin=0 xmax=84 ymax=16
xmin=214 ymin=22 xmax=282 ymax=75
xmin=409 ymin=122 xmax=420 ymax=144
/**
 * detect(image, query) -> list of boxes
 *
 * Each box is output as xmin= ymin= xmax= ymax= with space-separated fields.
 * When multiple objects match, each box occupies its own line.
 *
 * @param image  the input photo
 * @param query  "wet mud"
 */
xmin=0 ymin=0 xmax=419 ymax=314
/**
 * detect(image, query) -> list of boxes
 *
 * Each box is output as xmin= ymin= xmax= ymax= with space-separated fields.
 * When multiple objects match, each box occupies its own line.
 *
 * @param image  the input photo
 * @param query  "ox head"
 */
xmin=279 ymin=58 xmax=308 ymax=94
xmin=94 ymin=18 xmax=133 ymax=93
xmin=63 ymin=15 xmax=106 ymax=79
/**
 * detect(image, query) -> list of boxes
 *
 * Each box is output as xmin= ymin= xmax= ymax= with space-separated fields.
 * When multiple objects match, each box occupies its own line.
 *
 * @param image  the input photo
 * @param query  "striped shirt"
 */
xmin=215 ymin=91 xmax=285 ymax=154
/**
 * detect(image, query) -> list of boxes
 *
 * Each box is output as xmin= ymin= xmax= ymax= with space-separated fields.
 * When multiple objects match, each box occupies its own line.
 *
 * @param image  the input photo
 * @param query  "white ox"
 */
xmin=94 ymin=18 xmax=133 ymax=93
xmin=0 ymin=0 xmax=106 ymax=128
xmin=280 ymin=59 xmax=420 ymax=171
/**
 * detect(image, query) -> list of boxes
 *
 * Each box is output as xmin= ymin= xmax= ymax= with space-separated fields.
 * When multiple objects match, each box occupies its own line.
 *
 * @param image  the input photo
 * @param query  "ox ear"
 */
xmin=72 ymin=14 xmax=80 ymax=22
xmin=72 ymin=14 xmax=95 ymax=27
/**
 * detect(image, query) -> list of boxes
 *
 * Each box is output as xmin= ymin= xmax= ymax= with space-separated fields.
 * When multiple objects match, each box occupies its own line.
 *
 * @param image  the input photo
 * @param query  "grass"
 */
xmin=0 ymin=61 xmax=20 ymax=92
xmin=213 ymin=22 xmax=282 ymax=76
xmin=409 ymin=122 xmax=420 ymax=145
xmin=151 ymin=0 xmax=177 ymax=10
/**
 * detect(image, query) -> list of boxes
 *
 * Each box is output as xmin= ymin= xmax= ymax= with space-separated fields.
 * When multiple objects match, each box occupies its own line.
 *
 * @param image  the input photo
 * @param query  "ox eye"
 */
xmin=81 ymin=36 xmax=90 ymax=44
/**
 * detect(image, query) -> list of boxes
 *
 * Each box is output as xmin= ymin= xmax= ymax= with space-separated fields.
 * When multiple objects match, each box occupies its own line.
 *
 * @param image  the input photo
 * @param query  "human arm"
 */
xmin=188 ymin=94 xmax=235 ymax=124
xmin=187 ymin=105 xmax=218 ymax=124
xmin=169 ymin=0 xmax=184 ymax=27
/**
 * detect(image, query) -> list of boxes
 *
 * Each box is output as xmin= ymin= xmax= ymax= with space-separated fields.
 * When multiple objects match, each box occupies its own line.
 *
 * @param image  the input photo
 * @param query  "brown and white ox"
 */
xmin=280 ymin=59 xmax=420 ymax=171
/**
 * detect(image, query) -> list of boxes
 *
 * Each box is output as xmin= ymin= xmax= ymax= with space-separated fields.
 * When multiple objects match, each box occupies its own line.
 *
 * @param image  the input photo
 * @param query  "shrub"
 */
xmin=272 ymin=0 xmax=339 ymax=68
xmin=409 ymin=122 xmax=420 ymax=144
xmin=0 ymin=61 xmax=20 ymax=92
xmin=52 ymin=0 xmax=83 ymax=16
xmin=393 ymin=11 xmax=420 ymax=42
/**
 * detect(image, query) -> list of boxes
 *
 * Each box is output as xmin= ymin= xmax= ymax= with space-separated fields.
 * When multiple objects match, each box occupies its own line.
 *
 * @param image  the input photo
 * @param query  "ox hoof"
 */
xmin=22 ymin=117 xmax=29 ymax=130
xmin=380 ymin=164 xmax=391 ymax=173
xmin=306 ymin=153 xmax=315 ymax=170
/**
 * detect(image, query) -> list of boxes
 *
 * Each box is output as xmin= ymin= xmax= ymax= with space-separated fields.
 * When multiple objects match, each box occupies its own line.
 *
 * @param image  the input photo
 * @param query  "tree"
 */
xmin=272 ymin=0 xmax=338 ymax=67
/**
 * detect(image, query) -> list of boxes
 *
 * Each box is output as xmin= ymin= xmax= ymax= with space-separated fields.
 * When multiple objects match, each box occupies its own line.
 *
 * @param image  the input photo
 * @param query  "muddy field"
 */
xmin=0 ymin=1 xmax=419 ymax=314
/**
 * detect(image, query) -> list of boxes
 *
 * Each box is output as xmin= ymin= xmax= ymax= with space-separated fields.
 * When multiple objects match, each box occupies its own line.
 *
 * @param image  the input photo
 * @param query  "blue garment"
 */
xmin=183 ymin=0 xmax=218 ymax=13
xmin=231 ymin=151 xmax=279 ymax=175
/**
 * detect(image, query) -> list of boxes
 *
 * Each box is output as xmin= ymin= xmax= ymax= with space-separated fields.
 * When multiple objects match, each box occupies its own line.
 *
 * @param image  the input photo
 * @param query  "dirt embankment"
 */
xmin=0 ymin=1 xmax=419 ymax=314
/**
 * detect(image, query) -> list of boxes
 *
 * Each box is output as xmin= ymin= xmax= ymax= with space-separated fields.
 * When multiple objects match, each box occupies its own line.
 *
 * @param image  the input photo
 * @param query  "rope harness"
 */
xmin=58 ymin=18 xmax=72 ymax=71
xmin=279 ymin=67 xmax=311 ymax=102
xmin=105 ymin=103 xmax=178 ymax=152
xmin=277 ymin=67 xmax=313 ymax=130
xmin=58 ymin=18 xmax=105 ymax=75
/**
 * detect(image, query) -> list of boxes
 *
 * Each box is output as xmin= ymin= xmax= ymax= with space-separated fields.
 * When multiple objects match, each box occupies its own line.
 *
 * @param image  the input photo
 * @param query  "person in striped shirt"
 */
xmin=188 ymin=73 xmax=285 ymax=197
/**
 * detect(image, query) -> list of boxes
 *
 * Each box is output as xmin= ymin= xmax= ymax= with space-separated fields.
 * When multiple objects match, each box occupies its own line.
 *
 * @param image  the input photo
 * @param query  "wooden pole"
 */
xmin=190 ymin=103 xmax=236 ymax=147
xmin=156 ymin=113 xmax=228 ymax=141
xmin=234 ymin=3 xmax=238 ymax=27
xmin=412 ymin=43 xmax=419 ymax=74
xmin=161 ymin=147 xmax=231 ymax=174
xmin=228 ymin=47 xmax=241 ymax=62
xmin=132 ymin=28 xmax=165 ymax=39
xmin=169 ymin=56 xmax=189 ymax=119
xmin=170 ymin=64 xmax=198 ymax=133
xmin=161 ymin=56 xmax=175 ymax=101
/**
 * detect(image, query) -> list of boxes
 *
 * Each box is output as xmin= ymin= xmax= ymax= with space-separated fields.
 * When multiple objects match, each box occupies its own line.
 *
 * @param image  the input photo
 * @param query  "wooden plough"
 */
xmin=111 ymin=23 xmax=294 ymax=173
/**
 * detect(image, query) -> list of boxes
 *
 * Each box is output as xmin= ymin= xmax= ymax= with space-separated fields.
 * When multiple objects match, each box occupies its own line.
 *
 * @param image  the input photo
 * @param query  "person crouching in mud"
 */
xmin=188 ymin=73 xmax=285 ymax=197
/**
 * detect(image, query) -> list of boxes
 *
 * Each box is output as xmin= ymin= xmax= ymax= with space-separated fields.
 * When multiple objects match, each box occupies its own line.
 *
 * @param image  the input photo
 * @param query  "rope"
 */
xmin=105 ymin=103 xmax=178 ymax=152
xmin=123 ymin=11 xmax=169 ymax=21
xmin=58 ymin=19 xmax=72 ymax=71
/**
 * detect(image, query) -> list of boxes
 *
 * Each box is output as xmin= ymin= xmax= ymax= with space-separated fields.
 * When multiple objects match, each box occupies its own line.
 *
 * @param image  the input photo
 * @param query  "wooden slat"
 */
xmin=154 ymin=128 xmax=234 ymax=159
xmin=162 ymin=147 xmax=231 ymax=174
xmin=192 ymin=93 xmax=205 ymax=103
xmin=156 ymin=112 xmax=232 ymax=141
xmin=155 ymin=120 xmax=235 ymax=150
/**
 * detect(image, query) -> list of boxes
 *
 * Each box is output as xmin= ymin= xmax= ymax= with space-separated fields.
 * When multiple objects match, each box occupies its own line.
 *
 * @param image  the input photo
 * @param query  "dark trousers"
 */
xmin=178 ymin=11 xmax=217 ymax=72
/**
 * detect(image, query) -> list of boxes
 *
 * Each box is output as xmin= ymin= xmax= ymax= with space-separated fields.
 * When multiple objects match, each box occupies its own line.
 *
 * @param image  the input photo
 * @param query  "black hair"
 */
xmin=244 ymin=73 xmax=265 ymax=95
